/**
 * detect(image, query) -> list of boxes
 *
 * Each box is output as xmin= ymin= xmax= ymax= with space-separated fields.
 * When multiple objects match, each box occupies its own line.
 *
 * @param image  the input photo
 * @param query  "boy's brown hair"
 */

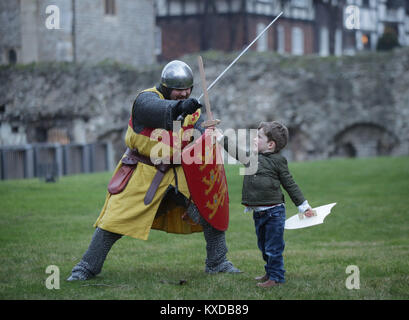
xmin=258 ymin=121 xmax=289 ymax=153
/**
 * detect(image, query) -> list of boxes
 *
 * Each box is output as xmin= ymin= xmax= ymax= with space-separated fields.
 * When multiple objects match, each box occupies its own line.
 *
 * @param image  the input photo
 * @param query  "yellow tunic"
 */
xmin=94 ymin=87 xmax=203 ymax=240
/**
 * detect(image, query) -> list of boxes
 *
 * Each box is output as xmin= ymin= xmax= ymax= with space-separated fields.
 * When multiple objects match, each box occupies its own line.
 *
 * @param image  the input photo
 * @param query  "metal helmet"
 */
xmin=160 ymin=60 xmax=194 ymax=89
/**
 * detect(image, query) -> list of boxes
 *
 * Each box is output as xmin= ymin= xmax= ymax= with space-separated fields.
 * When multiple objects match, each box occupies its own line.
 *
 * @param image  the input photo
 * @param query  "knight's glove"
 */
xmin=176 ymin=98 xmax=201 ymax=116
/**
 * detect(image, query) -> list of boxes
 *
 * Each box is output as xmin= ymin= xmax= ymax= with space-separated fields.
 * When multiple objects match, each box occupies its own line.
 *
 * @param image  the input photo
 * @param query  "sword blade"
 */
xmin=198 ymin=11 xmax=283 ymax=101
xmin=197 ymin=55 xmax=213 ymax=120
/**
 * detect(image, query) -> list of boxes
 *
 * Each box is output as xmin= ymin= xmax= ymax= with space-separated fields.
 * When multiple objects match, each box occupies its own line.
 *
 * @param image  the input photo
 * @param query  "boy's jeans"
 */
xmin=253 ymin=204 xmax=286 ymax=283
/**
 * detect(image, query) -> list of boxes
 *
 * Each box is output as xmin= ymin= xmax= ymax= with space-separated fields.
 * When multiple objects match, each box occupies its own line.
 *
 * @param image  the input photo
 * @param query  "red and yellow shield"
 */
xmin=181 ymin=131 xmax=229 ymax=231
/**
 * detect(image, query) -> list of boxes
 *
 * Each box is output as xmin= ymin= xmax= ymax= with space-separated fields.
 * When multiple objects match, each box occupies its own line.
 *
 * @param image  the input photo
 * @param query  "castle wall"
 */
xmin=1 ymin=49 xmax=408 ymax=162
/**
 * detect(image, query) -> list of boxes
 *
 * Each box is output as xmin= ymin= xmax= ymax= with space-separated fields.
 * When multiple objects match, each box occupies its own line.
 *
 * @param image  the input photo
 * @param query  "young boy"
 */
xmin=215 ymin=121 xmax=314 ymax=287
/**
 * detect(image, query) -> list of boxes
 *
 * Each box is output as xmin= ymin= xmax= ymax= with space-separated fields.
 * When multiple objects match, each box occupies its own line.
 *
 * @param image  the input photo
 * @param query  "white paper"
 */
xmin=284 ymin=203 xmax=336 ymax=230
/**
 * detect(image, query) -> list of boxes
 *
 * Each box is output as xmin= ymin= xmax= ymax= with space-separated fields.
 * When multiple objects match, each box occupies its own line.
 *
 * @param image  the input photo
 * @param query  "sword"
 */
xmin=197 ymin=55 xmax=220 ymax=128
xmin=198 ymin=11 xmax=283 ymax=101
xmin=178 ymin=11 xmax=283 ymax=122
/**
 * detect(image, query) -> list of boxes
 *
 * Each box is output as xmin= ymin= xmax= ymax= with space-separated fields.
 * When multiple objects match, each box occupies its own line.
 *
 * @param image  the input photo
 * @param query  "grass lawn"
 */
xmin=0 ymin=156 xmax=408 ymax=300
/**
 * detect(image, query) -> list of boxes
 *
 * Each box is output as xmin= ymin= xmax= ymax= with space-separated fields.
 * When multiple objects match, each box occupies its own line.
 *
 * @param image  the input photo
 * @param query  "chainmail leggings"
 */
xmin=186 ymin=203 xmax=230 ymax=272
xmin=69 ymin=203 xmax=229 ymax=279
xmin=69 ymin=227 xmax=122 ymax=280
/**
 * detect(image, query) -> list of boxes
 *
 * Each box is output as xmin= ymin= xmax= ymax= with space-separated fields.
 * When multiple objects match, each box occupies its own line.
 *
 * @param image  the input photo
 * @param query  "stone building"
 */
xmin=2 ymin=1 xmax=408 ymax=65
xmin=154 ymin=0 xmax=409 ymax=60
xmin=0 ymin=0 xmax=155 ymax=148
xmin=0 ymin=0 xmax=155 ymax=66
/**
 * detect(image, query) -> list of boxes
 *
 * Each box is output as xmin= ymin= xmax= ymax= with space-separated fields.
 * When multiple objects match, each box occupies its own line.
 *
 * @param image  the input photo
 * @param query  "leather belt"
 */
xmin=124 ymin=148 xmax=180 ymax=205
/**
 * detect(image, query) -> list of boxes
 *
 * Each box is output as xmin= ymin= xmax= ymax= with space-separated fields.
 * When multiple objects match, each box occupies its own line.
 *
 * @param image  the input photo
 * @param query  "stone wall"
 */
xmin=188 ymin=49 xmax=409 ymax=161
xmin=1 ymin=48 xmax=408 ymax=162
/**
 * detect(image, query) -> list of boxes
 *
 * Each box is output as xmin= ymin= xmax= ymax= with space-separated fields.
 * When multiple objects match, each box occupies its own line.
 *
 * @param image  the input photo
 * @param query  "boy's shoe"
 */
xmin=256 ymin=279 xmax=280 ymax=288
xmin=254 ymin=274 xmax=268 ymax=282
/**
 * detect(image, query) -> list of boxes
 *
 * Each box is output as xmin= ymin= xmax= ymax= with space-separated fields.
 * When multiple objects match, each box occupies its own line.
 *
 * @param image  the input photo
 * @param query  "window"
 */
xmin=256 ymin=23 xmax=268 ymax=52
xmin=8 ymin=49 xmax=17 ymax=64
xmin=35 ymin=127 xmax=48 ymax=143
xmin=335 ymin=29 xmax=343 ymax=56
xmin=292 ymin=0 xmax=308 ymax=8
xmin=291 ymin=27 xmax=304 ymax=55
xmin=105 ymin=0 xmax=116 ymax=15
xmin=319 ymin=27 xmax=329 ymax=56
xmin=154 ymin=26 xmax=162 ymax=55
xmin=361 ymin=33 xmax=371 ymax=50
xmin=277 ymin=25 xmax=285 ymax=54
xmin=386 ymin=0 xmax=400 ymax=10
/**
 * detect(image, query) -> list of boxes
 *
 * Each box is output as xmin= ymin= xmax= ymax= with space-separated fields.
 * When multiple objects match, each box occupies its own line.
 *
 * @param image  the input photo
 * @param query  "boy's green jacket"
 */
xmin=241 ymin=152 xmax=306 ymax=207
xmin=223 ymin=138 xmax=305 ymax=207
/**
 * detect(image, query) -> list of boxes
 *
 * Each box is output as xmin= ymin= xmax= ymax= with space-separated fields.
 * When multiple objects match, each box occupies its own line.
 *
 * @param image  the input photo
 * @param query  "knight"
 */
xmin=67 ymin=60 xmax=240 ymax=281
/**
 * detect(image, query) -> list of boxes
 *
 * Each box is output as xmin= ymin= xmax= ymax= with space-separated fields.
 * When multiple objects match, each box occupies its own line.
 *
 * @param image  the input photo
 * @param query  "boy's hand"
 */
xmin=303 ymin=208 xmax=316 ymax=218
xmin=212 ymin=128 xmax=224 ymax=142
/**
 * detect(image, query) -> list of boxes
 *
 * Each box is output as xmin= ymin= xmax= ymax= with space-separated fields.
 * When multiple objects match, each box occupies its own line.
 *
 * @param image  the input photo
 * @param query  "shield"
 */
xmin=284 ymin=203 xmax=336 ymax=230
xmin=181 ymin=131 xmax=229 ymax=231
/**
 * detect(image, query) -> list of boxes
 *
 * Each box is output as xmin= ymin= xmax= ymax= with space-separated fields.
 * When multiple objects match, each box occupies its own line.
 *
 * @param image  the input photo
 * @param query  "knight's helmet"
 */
xmin=160 ymin=60 xmax=194 ymax=90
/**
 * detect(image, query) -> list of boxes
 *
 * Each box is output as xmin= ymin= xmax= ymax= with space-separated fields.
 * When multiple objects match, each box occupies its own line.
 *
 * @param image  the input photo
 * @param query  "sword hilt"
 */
xmin=176 ymin=112 xmax=187 ymax=122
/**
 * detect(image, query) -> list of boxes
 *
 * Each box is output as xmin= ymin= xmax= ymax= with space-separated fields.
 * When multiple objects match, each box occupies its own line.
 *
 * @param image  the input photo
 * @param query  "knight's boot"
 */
xmin=187 ymin=204 xmax=241 ymax=274
xmin=67 ymin=227 xmax=122 ymax=281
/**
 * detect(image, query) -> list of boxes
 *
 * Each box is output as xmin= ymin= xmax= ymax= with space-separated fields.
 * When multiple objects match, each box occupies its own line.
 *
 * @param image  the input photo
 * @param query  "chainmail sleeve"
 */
xmin=132 ymin=91 xmax=181 ymax=132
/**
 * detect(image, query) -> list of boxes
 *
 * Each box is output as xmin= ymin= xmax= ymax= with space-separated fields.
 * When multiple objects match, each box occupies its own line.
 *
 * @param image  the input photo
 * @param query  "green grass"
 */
xmin=0 ymin=156 xmax=408 ymax=300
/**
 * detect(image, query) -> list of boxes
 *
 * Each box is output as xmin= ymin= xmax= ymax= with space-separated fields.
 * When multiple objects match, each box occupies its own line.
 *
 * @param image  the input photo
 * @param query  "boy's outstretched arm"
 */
xmin=278 ymin=156 xmax=315 ymax=218
xmin=214 ymin=128 xmax=251 ymax=166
